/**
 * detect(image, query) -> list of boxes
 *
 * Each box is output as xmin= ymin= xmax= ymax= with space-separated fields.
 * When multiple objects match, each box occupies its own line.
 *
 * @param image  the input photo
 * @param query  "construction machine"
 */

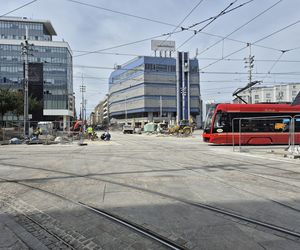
xmin=168 ymin=120 xmax=193 ymax=136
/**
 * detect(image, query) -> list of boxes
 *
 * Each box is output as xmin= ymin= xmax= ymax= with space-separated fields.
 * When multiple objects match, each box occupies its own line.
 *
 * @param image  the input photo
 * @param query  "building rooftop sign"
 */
xmin=151 ymin=40 xmax=175 ymax=57
xmin=151 ymin=40 xmax=175 ymax=51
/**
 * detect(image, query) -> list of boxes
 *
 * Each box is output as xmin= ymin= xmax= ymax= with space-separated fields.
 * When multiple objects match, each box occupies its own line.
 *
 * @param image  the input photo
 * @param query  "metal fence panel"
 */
xmin=291 ymin=115 xmax=300 ymax=155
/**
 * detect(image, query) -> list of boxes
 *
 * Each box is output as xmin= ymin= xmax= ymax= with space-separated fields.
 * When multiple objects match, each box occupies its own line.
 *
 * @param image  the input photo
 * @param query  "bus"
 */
xmin=203 ymin=103 xmax=300 ymax=145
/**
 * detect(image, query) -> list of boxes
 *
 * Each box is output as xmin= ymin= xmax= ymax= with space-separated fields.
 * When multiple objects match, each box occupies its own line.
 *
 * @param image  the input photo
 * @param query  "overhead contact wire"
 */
xmin=177 ymin=0 xmax=238 ymax=50
xmin=200 ymin=17 xmax=300 ymax=70
xmin=0 ymin=0 xmax=38 ymax=17
xmin=198 ymin=0 xmax=282 ymax=56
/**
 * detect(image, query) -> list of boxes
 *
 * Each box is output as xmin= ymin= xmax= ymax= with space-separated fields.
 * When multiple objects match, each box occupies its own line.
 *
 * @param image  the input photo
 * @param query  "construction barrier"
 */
xmin=0 ymin=121 xmax=83 ymax=144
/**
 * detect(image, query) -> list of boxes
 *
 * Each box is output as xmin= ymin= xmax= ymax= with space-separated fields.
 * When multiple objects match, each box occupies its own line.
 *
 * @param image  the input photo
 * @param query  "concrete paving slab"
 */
xmin=0 ymin=132 xmax=300 ymax=249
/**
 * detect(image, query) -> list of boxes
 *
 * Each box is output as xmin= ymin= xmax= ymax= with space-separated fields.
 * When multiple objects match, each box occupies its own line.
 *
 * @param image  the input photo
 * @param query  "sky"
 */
xmin=2 ymin=0 xmax=300 ymax=116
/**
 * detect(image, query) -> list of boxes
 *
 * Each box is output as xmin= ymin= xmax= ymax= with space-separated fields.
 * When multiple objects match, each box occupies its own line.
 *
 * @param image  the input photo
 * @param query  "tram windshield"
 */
xmin=204 ymin=105 xmax=216 ymax=133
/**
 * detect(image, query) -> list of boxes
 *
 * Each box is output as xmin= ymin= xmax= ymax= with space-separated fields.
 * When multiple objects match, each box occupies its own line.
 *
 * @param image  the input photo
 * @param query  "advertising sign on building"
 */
xmin=151 ymin=40 xmax=175 ymax=52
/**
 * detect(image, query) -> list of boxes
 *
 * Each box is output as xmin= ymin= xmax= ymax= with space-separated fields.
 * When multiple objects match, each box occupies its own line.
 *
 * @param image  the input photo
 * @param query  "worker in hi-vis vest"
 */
xmin=87 ymin=126 xmax=93 ymax=139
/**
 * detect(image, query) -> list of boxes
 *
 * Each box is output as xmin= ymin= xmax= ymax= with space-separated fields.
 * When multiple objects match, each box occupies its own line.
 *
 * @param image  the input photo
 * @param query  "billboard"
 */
xmin=151 ymin=40 xmax=175 ymax=51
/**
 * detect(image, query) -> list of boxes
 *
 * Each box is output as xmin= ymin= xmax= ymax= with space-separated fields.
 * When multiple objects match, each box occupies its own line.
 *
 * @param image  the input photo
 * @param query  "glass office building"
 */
xmin=0 ymin=16 xmax=73 ymax=124
xmin=109 ymin=56 xmax=202 ymax=127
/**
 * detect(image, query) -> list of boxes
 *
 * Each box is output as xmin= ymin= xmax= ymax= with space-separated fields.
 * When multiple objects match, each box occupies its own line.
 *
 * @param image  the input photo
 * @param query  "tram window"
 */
xmin=212 ymin=113 xmax=223 ymax=133
xmin=296 ymin=119 xmax=300 ymax=132
xmin=214 ymin=113 xmax=223 ymax=128
xmin=230 ymin=113 xmax=292 ymax=133
xmin=204 ymin=106 xmax=216 ymax=133
xmin=241 ymin=119 xmax=290 ymax=133
xmin=213 ymin=112 xmax=298 ymax=133
xmin=213 ymin=112 xmax=230 ymax=133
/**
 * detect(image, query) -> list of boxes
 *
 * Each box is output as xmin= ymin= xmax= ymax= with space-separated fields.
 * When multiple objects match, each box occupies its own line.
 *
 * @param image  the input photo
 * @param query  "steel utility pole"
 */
xmin=84 ymin=99 xmax=87 ymax=123
xmin=21 ymin=27 xmax=33 ymax=138
xmin=233 ymin=44 xmax=261 ymax=104
xmin=80 ymin=82 xmax=86 ymax=128
xmin=160 ymin=95 xmax=162 ymax=118
xmin=244 ymin=43 xmax=254 ymax=103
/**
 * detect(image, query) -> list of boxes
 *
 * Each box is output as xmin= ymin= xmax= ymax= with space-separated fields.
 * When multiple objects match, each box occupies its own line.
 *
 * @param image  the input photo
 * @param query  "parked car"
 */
xmin=122 ymin=125 xmax=134 ymax=134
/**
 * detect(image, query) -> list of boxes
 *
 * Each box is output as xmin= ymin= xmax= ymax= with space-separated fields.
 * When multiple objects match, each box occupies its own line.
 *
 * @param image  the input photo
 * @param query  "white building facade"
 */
xmin=233 ymin=83 xmax=300 ymax=104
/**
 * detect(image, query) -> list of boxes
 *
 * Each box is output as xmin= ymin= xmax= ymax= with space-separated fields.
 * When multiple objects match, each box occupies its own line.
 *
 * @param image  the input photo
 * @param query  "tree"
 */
xmin=0 ymin=88 xmax=22 ymax=118
xmin=0 ymin=88 xmax=43 ymax=120
xmin=14 ymin=91 xmax=24 ymax=115
xmin=0 ymin=88 xmax=10 ymax=116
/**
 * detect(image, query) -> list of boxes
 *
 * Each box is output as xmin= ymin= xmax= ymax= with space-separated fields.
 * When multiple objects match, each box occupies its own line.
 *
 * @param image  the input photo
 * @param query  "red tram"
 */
xmin=203 ymin=103 xmax=300 ymax=145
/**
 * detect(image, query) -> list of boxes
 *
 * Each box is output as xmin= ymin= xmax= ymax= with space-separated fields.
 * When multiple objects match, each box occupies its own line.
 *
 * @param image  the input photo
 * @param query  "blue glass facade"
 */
xmin=0 ymin=17 xmax=73 ymax=116
xmin=108 ymin=56 xmax=201 ymax=124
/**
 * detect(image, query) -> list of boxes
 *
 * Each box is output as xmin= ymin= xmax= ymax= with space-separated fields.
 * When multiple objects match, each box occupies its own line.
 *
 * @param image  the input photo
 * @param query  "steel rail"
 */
xmin=1 ymin=174 xmax=300 ymax=241
xmin=1 ymin=148 xmax=300 ymax=241
xmin=0 ymin=177 xmax=186 ymax=250
xmin=190 ymin=201 xmax=300 ymax=238
xmin=79 ymin=202 xmax=185 ymax=250
xmin=0 ymin=197 xmax=76 ymax=250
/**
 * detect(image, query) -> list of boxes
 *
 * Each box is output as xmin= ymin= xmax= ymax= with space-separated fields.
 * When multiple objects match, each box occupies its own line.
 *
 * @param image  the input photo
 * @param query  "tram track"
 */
xmin=181 ymin=151 xmax=300 ymax=210
xmin=0 ymin=176 xmax=186 ymax=250
xmin=57 ymin=145 xmax=300 ymax=217
xmin=176 ymin=162 xmax=300 ymax=213
xmin=0 ymin=164 xmax=300 ymax=243
xmin=1 ymin=144 xmax=300 ymax=191
xmin=185 ymin=149 xmax=300 ymax=190
xmin=0 ymin=196 xmax=76 ymax=250
xmin=132 ymin=153 xmax=300 ymax=224
xmin=1 ymin=141 xmax=300 ymax=245
xmin=81 ymin=150 xmax=300 ymax=195
xmin=121 ymin=154 xmax=300 ymax=191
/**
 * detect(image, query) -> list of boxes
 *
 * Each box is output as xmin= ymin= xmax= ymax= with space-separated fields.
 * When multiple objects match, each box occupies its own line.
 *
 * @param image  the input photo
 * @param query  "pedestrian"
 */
xmin=104 ymin=130 xmax=111 ymax=141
